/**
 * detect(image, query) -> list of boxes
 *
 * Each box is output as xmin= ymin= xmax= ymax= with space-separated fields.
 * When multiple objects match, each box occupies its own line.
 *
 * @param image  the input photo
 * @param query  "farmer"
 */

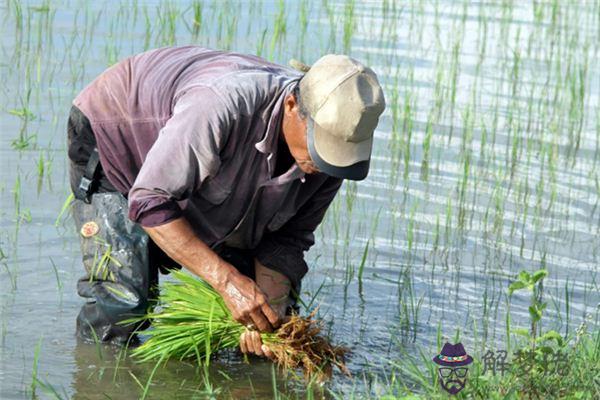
xmin=68 ymin=46 xmax=385 ymax=357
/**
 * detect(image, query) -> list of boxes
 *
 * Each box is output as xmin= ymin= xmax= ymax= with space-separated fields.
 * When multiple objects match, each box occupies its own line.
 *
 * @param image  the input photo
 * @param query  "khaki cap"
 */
xmin=292 ymin=54 xmax=385 ymax=180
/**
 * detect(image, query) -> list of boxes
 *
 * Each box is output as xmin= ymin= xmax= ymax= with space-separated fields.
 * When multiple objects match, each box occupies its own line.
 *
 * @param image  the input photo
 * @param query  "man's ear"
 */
xmin=284 ymin=94 xmax=297 ymax=115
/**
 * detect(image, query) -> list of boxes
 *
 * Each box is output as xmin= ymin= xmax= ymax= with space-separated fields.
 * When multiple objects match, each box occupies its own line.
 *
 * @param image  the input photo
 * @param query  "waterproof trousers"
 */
xmin=67 ymin=106 xmax=256 ymax=344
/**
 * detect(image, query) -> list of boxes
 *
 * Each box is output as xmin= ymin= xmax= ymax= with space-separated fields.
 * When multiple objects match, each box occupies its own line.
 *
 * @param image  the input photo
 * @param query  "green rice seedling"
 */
xmin=128 ymin=369 xmax=144 ymax=392
xmin=431 ymin=213 xmax=441 ymax=255
xmin=49 ymin=257 xmax=63 ymax=292
xmin=388 ymin=75 xmax=401 ymax=186
xmin=10 ymin=0 xmax=23 ymax=35
xmin=142 ymin=6 xmax=152 ymax=51
xmin=2 ymin=265 xmax=16 ymax=291
xmin=407 ymin=204 xmax=416 ymax=260
xmin=255 ymin=28 xmax=268 ymax=58
xmin=17 ymin=208 xmax=32 ymax=225
xmin=141 ymin=354 xmax=165 ymax=400
xmin=456 ymin=153 xmax=471 ymax=232
xmin=13 ymin=174 xmax=21 ymax=219
xmin=31 ymin=336 xmax=43 ymax=398
xmin=8 ymin=105 xmax=35 ymax=121
xmin=323 ymin=0 xmax=337 ymax=53
xmin=104 ymin=19 xmax=120 ymax=66
xmin=130 ymin=270 xmax=348 ymax=382
xmin=564 ymin=278 xmax=573 ymax=336
xmin=446 ymin=39 xmax=462 ymax=144
xmin=54 ymin=193 xmax=74 ymax=227
xmin=595 ymin=105 xmax=600 ymax=172
xmin=357 ymin=239 xmax=369 ymax=295
xmin=342 ymin=0 xmax=355 ymax=54
xmin=303 ymin=277 xmax=327 ymax=313
xmin=268 ymin=0 xmax=287 ymax=61
xmin=0 ymin=246 xmax=8 ymax=261
xmin=297 ymin=0 xmax=309 ymax=59
xmin=342 ymin=252 xmax=354 ymax=302
xmin=271 ymin=364 xmax=280 ymax=400
xmin=9 ymin=97 xmax=37 ymax=151
xmin=190 ymin=0 xmax=203 ymax=41
xmin=402 ymin=89 xmax=414 ymax=183
xmin=155 ymin=1 xmax=179 ymax=47
xmin=397 ymin=268 xmax=423 ymax=343
xmin=31 ymin=377 xmax=68 ymax=400
xmin=85 ymin=319 xmax=104 ymax=363
xmin=223 ymin=14 xmax=237 ymax=51
xmin=43 ymin=151 xmax=54 ymax=191
xmin=443 ymin=197 xmax=452 ymax=247
xmin=1 ymin=245 xmax=16 ymax=291
xmin=244 ymin=1 xmax=259 ymax=37
xmin=36 ymin=150 xmax=44 ymax=194
xmin=420 ymin=116 xmax=433 ymax=181
xmin=343 ymin=181 xmax=357 ymax=243
xmin=112 ymin=346 xmax=126 ymax=383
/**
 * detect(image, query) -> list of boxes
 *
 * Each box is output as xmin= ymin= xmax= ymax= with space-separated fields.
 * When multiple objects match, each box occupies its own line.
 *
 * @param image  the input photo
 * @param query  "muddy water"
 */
xmin=1 ymin=1 xmax=599 ymax=398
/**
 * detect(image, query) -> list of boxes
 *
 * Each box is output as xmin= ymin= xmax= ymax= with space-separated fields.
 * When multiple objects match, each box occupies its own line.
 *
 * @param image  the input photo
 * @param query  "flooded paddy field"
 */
xmin=1 ymin=0 xmax=599 ymax=398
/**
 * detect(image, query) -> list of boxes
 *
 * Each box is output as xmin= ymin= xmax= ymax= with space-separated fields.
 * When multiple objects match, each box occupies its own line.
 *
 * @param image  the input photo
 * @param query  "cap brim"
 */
xmin=306 ymin=118 xmax=371 ymax=181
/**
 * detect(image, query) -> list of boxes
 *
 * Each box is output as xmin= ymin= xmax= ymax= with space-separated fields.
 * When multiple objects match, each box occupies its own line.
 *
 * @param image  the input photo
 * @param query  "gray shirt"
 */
xmin=73 ymin=46 xmax=343 ymax=286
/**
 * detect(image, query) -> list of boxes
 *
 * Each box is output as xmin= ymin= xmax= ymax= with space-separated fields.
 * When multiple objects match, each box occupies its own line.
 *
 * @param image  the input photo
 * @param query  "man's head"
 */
xmin=282 ymin=55 xmax=386 ymax=180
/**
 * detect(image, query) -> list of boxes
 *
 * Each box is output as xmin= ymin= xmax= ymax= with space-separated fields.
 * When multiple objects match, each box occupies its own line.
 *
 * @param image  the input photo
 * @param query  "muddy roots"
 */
xmin=263 ymin=310 xmax=350 ymax=382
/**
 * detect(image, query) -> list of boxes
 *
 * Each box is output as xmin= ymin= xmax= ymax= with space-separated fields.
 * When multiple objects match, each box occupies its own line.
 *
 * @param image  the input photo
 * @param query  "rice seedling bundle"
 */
xmin=130 ymin=270 xmax=349 ymax=381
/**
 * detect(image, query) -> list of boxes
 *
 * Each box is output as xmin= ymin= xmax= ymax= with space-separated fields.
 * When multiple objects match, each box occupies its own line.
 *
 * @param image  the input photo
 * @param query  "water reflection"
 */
xmin=70 ymin=339 xmax=324 ymax=399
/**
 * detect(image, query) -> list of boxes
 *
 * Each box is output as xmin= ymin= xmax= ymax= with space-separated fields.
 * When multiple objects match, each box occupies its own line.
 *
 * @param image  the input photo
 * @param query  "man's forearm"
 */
xmin=143 ymin=216 xmax=281 ymax=332
xmin=142 ymin=216 xmax=236 ymax=292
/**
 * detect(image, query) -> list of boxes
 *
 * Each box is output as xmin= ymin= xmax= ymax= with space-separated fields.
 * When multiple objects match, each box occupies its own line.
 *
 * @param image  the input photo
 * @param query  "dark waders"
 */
xmin=67 ymin=106 xmax=256 ymax=345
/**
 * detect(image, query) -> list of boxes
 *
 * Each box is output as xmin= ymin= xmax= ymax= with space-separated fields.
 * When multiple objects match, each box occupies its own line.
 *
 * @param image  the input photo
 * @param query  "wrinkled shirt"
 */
xmin=73 ymin=46 xmax=343 ymax=286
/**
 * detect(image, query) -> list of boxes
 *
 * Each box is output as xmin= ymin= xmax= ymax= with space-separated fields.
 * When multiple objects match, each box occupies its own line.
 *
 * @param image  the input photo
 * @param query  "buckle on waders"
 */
xmin=75 ymin=148 xmax=101 ymax=204
xmin=77 ymin=177 xmax=93 ymax=204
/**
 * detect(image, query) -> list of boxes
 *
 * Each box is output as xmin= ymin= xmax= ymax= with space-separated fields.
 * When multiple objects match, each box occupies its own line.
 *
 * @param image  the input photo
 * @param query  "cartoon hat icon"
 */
xmin=432 ymin=342 xmax=473 ymax=367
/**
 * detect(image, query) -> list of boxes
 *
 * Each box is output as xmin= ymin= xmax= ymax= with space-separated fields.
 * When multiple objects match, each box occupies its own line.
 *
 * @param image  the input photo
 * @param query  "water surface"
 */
xmin=1 ymin=0 xmax=599 ymax=398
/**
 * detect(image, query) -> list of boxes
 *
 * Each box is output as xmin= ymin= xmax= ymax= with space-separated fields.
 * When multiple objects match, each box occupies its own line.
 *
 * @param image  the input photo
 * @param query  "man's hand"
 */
xmin=239 ymin=258 xmax=292 ymax=358
xmin=142 ymin=217 xmax=280 ymax=333
xmin=220 ymin=271 xmax=280 ymax=332
xmin=239 ymin=330 xmax=276 ymax=359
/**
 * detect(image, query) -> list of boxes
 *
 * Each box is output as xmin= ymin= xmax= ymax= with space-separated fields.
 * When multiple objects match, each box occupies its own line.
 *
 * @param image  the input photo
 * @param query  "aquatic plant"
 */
xmin=129 ymin=270 xmax=349 ymax=382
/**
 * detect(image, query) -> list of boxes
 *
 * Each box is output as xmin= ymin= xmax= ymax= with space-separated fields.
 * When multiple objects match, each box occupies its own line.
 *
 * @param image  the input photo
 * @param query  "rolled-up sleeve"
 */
xmin=128 ymin=87 xmax=233 ymax=227
xmin=254 ymin=177 xmax=343 ymax=288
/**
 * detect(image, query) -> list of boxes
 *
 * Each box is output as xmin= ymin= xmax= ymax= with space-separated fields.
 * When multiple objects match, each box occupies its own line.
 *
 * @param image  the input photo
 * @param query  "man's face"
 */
xmin=282 ymin=94 xmax=320 ymax=175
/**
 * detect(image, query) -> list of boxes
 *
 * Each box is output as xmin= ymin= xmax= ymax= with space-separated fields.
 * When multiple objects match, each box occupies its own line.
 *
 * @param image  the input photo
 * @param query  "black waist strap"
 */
xmin=75 ymin=148 xmax=101 ymax=204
